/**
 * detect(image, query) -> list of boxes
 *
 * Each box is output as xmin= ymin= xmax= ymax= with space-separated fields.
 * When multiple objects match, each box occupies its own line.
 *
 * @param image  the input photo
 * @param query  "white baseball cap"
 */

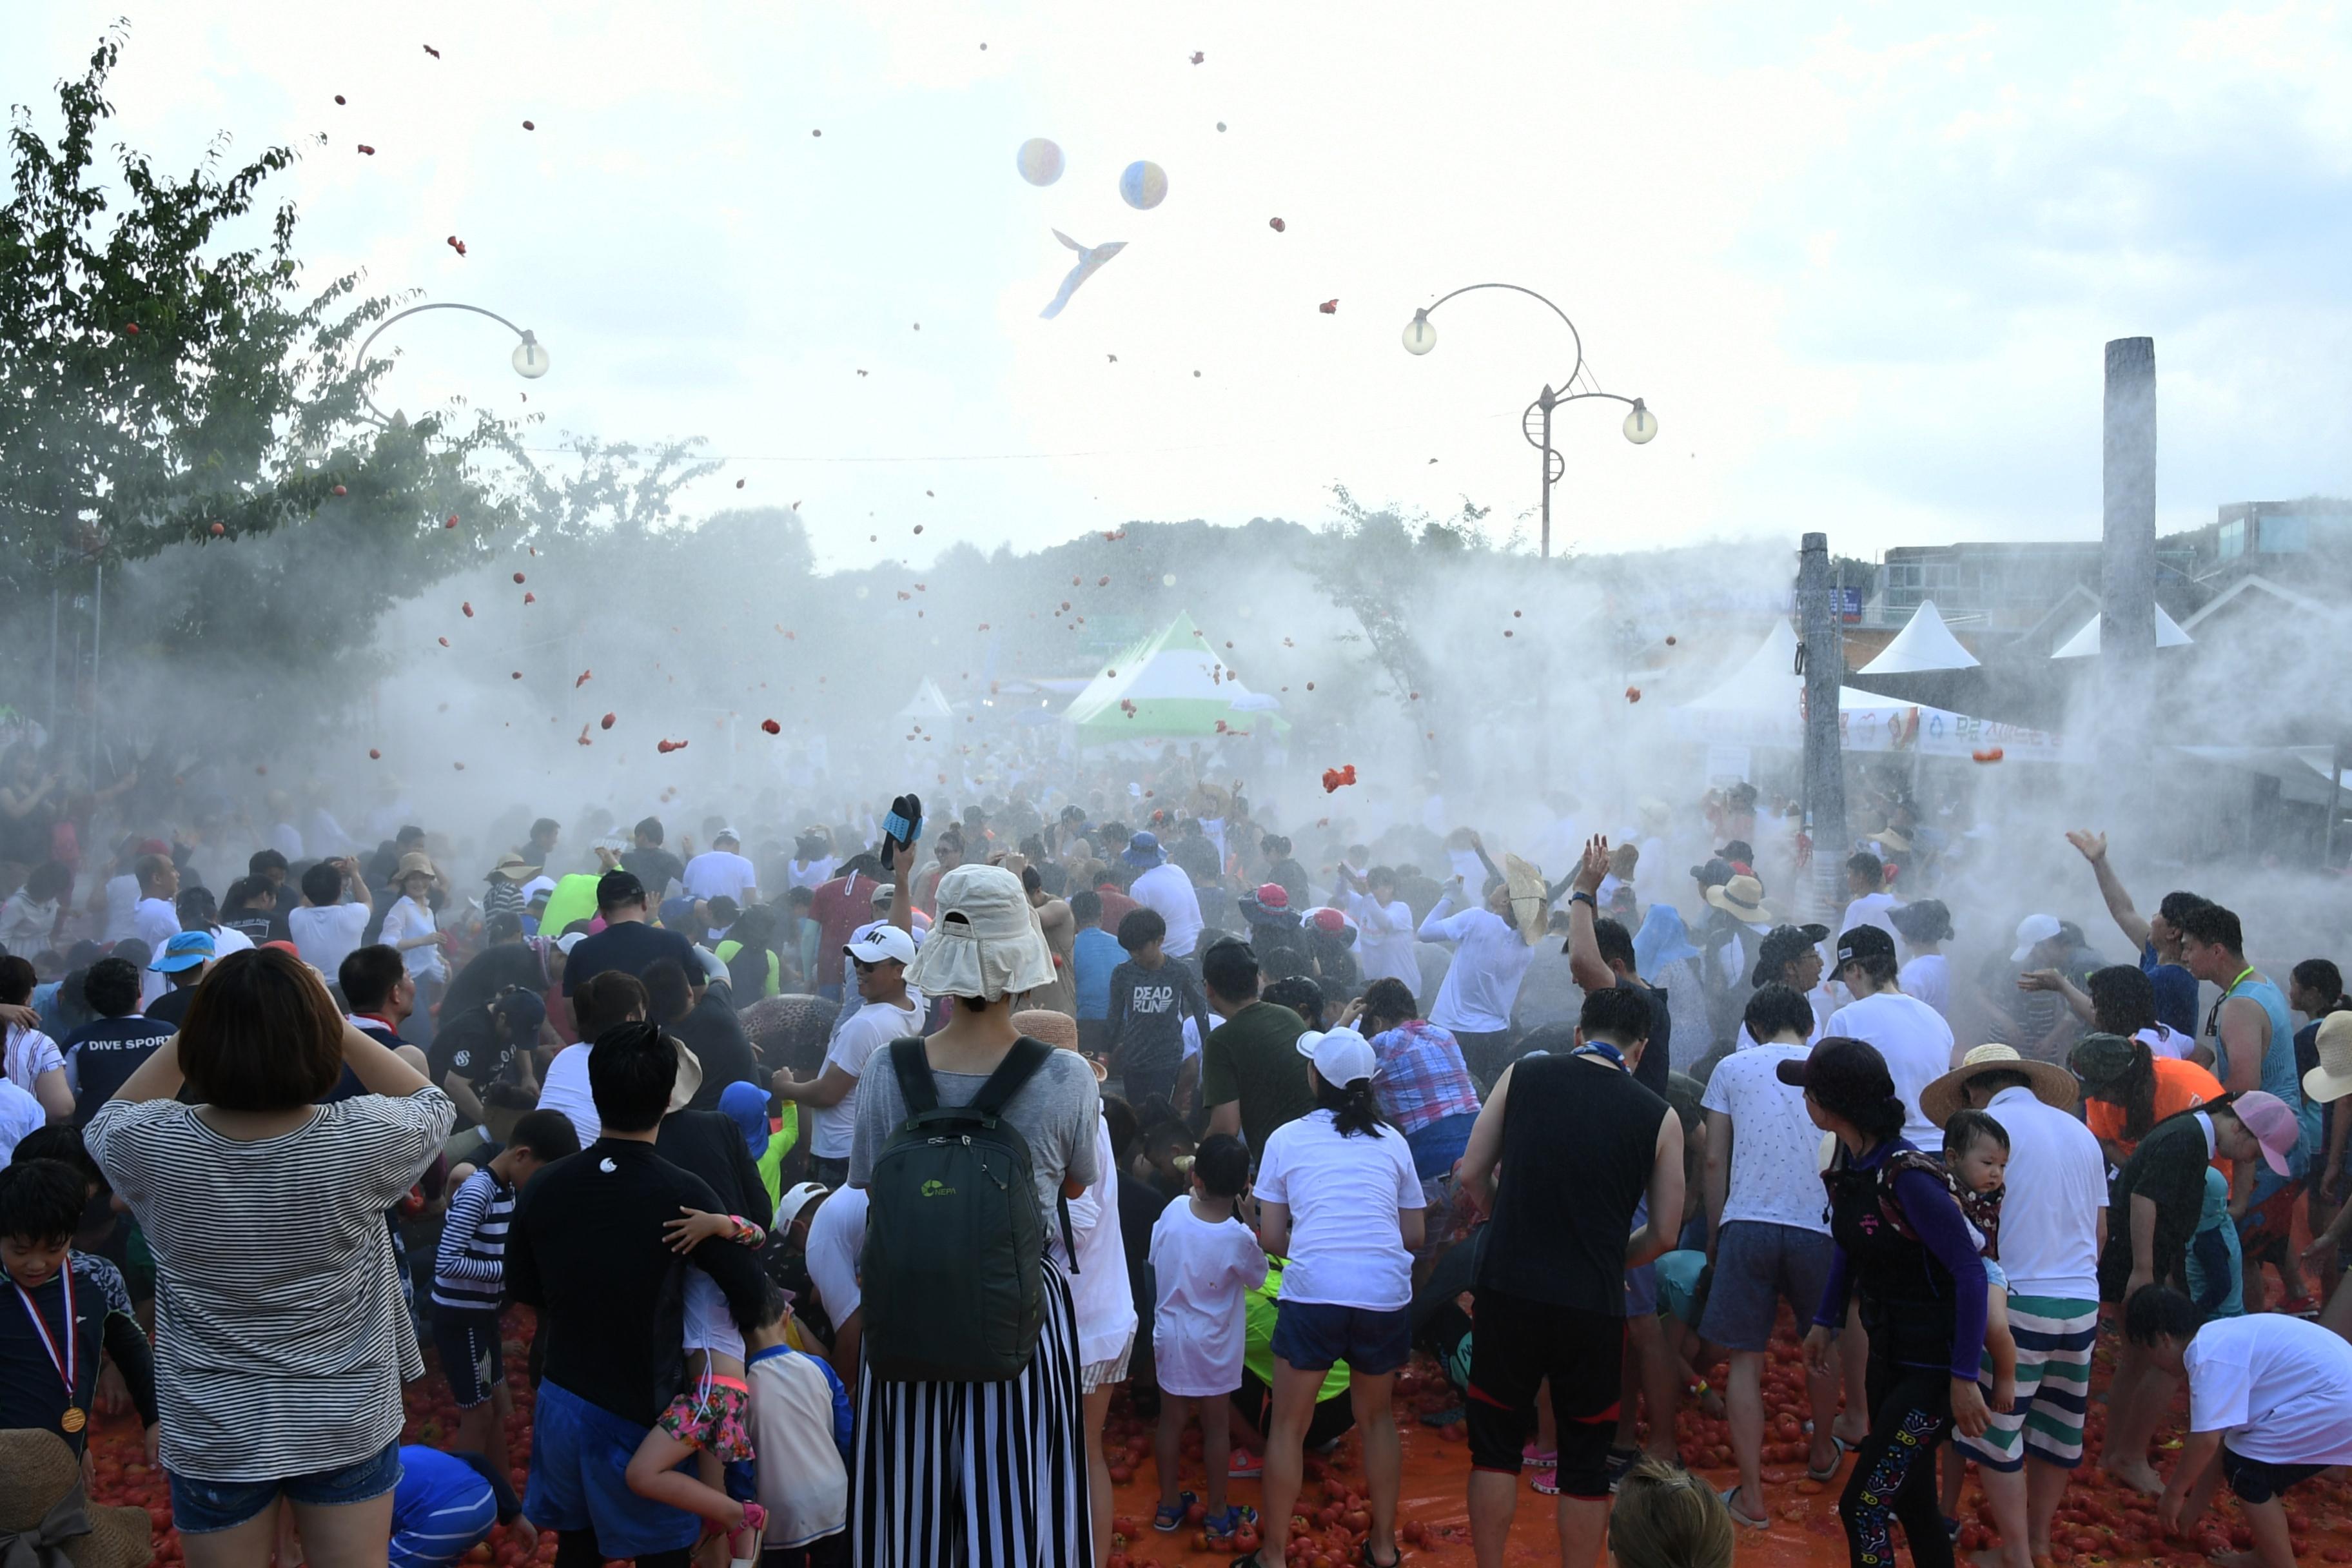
xmin=2009 ymin=913 xmax=2063 ymax=964
xmin=1295 ymin=1026 xmax=1377 ymax=1088
xmin=845 ymin=925 xmax=918 ymax=966
xmin=714 ymin=827 xmax=741 ymax=845
xmin=776 ymin=1181 xmax=829 ymax=1230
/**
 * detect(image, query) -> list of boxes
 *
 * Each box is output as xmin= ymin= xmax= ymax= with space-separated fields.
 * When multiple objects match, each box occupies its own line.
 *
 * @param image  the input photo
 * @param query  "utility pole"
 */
xmin=1798 ymin=533 xmax=1847 ymax=918
xmin=2101 ymin=337 xmax=2158 ymax=832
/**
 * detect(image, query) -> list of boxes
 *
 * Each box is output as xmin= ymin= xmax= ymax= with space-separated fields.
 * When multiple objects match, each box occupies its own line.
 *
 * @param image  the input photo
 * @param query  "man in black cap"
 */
xmin=560 ymin=870 xmax=701 ymax=998
xmin=1744 ymin=923 xmax=1832 ymax=1049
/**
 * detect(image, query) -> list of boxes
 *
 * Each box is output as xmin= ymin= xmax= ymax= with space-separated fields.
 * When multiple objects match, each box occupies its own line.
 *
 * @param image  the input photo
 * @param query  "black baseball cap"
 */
xmin=1835 ymin=924 xmax=1897 ymax=968
xmin=1750 ymin=923 xmax=1830 ymax=987
xmin=1776 ymin=1036 xmax=1896 ymax=1122
xmin=596 ymin=869 xmax=647 ymax=910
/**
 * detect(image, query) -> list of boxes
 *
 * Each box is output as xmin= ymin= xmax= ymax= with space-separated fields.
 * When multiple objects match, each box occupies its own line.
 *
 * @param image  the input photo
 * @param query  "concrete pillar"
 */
xmin=1798 ymin=533 xmax=1847 ymax=918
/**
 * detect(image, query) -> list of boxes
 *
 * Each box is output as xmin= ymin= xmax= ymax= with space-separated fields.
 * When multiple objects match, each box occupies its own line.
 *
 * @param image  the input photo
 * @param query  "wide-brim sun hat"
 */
xmin=667 ymin=1037 xmax=704 ymax=1113
xmin=0 ymin=1427 xmax=155 ymax=1568
xmin=395 ymin=851 xmax=437 ymax=881
xmin=487 ymin=852 xmax=533 ymax=883
xmin=1502 ymin=854 xmax=1551 ymax=946
xmin=2304 ymin=1011 xmax=2352 ymax=1104
xmin=1011 ymin=1008 xmax=1081 ymax=1054
xmin=904 ymin=863 xmax=1057 ymax=1001
xmin=1705 ymin=874 xmax=1775 ymax=923
xmin=1920 ymin=1043 xmax=2079 ymax=1129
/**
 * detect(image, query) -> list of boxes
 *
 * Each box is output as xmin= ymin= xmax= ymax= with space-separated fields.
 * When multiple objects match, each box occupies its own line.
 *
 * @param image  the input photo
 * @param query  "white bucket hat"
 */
xmin=903 ymin=863 xmax=1056 ymax=1000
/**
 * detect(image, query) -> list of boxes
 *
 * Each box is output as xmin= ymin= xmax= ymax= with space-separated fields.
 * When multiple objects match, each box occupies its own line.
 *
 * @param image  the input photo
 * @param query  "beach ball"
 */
xmin=1015 ymin=138 xmax=1064 ymax=186
xmin=1119 ymin=160 xmax=1168 ymax=210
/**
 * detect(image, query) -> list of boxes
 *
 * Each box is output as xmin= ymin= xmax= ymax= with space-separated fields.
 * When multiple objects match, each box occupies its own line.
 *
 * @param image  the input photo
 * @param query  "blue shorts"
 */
xmin=1269 ymin=1299 xmax=1410 ymax=1377
xmin=171 ymin=1439 xmax=404 ymax=1534
xmin=525 ymin=1380 xmax=701 ymax=1560
xmin=1698 ymin=1220 xmax=1836 ymax=1354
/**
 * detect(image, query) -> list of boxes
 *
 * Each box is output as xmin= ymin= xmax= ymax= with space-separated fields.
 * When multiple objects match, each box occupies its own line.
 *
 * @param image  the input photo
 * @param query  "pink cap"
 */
xmin=2230 ymin=1090 xmax=2300 ymax=1177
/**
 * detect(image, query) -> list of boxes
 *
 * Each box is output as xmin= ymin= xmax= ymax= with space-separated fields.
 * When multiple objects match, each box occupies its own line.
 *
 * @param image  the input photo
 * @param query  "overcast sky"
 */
xmin=8 ymin=0 xmax=2350 ymax=570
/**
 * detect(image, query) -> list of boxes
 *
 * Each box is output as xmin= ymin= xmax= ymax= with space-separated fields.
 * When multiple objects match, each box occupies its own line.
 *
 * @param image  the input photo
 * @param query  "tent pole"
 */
xmin=2328 ymin=741 xmax=2344 ymax=870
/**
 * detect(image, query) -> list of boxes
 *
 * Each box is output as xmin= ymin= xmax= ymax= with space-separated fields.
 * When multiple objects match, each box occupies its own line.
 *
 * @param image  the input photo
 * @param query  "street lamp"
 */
xmin=353 ymin=301 xmax=550 ymax=426
xmin=1400 ymin=284 xmax=1652 ymax=558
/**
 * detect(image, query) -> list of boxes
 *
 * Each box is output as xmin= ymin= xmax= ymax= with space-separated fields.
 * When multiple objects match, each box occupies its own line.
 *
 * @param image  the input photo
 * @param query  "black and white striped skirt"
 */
xmin=854 ymin=1256 xmax=1088 ymax=1567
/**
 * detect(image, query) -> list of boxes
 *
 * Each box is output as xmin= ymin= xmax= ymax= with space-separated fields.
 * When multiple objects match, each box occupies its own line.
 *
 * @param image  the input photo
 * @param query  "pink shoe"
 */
xmin=727 ymin=1502 xmax=767 ymax=1567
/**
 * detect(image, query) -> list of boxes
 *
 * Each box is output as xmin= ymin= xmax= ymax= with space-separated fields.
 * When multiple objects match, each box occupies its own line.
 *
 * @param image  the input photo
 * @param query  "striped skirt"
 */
xmin=854 ymin=1257 xmax=1088 ymax=1567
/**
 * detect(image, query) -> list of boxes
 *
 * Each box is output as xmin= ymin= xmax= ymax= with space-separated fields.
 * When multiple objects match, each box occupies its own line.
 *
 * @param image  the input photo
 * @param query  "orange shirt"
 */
xmin=2088 ymin=1055 xmax=2230 ymax=1174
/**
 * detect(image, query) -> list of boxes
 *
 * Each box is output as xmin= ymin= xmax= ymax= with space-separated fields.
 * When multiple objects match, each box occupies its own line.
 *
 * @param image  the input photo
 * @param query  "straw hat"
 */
xmin=1011 ymin=1008 xmax=1081 ymax=1054
xmin=0 ymin=1428 xmax=155 ymax=1568
xmin=394 ymin=850 xmax=437 ymax=882
xmin=1502 ymin=853 xmax=1550 ymax=946
xmin=1705 ymin=874 xmax=1775 ymax=923
xmin=2304 ymin=1011 xmax=2352 ymax=1104
xmin=1921 ymin=1043 xmax=2079 ymax=1129
xmin=486 ymin=851 xmax=533 ymax=883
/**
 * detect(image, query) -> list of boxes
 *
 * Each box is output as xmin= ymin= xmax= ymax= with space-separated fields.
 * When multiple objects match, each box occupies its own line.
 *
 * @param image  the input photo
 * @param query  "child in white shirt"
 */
xmin=1148 ymin=1133 xmax=1268 ymax=1547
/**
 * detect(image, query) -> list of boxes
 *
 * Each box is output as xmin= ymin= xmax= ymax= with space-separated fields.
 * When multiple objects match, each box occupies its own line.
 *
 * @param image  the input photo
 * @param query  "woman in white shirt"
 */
xmin=1243 ymin=1028 xmax=1424 ymax=1568
xmin=377 ymin=853 xmax=449 ymax=1045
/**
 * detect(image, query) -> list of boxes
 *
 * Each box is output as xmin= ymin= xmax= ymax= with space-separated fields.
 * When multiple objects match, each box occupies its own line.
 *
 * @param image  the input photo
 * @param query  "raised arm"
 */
xmin=1565 ymin=836 xmax=1615 ymax=992
xmin=2066 ymin=831 xmax=2151 ymax=954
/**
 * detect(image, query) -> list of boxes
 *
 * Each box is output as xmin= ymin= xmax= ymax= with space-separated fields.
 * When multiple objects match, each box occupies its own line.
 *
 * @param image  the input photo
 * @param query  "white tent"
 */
xmin=1859 ymin=600 xmax=1979 ymax=674
xmin=896 ymin=678 xmax=956 ymax=721
xmin=1674 ymin=622 xmax=2073 ymax=761
xmin=2050 ymin=606 xmax=2193 ymax=660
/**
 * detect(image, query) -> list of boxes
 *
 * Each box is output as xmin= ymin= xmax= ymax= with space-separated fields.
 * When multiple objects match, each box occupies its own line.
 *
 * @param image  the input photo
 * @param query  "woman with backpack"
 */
xmin=1236 ymin=1026 xmax=1426 ymax=1568
xmin=848 ymin=859 xmax=1103 ymax=1567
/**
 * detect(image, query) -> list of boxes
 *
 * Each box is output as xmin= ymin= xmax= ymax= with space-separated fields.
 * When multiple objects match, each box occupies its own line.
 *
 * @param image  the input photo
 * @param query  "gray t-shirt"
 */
xmin=848 ymin=1042 xmax=1102 ymax=1213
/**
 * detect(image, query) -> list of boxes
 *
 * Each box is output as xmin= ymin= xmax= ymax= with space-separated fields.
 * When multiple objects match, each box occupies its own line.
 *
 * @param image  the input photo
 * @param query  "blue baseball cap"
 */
xmin=151 ymin=930 xmax=217 ymax=974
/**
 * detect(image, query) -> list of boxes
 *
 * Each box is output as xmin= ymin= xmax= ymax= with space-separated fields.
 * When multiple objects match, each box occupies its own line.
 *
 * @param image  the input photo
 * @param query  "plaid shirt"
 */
xmin=1371 ymin=1021 xmax=1482 ymax=1135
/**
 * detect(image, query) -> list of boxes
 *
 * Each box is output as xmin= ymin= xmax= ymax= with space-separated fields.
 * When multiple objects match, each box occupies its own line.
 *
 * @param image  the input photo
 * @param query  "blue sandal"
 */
xmin=1153 ymin=1492 xmax=1197 ymax=1533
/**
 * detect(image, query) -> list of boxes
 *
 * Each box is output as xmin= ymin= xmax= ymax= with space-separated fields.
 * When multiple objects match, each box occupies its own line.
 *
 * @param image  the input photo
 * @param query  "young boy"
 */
xmin=2185 ymin=1166 xmax=2245 ymax=1319
xmin=0 ymin=1157 xmax=155 ymax=1458
xmin=745 ymin=1282 xmax=853 ymax=1567
xmin=1106 ymin=909 xmax=1211 ymax=1114
xmin=1147 ymin=1133 xmax=1266 ymax=1547
xmin=433 ymin=1109 xmax=582 ymax=1478
xmin=388 ymin=1444 xmax=535 ymax=1568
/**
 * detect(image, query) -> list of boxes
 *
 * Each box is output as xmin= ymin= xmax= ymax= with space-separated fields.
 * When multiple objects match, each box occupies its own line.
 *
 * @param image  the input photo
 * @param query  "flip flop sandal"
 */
xmin=1807 ymin=1434 xmax=1852 ymax=1482
xmin=1720 ymin=1487 xmax=1770 ymax=1530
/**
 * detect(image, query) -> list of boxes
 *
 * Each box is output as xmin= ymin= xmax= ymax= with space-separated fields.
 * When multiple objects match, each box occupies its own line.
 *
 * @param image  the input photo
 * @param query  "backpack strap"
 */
xmin=969 ymin=1036 xmax=1053 ymax=1124
xmin=887 ymin=1037 xmax=940 ymax=1119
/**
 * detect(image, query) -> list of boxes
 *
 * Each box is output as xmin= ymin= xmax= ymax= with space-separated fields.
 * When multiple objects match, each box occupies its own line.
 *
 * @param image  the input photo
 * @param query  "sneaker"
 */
xmin=1943 ymin=1516 xmax=1963 ymax=1545
xmin=1603 ymin=1447 xmax=1641 ymax=1494
xmin=1204 ymin=1505 xmax=1260 ymax=1547
xmin=1228 ymin=1449 xmax=1263 ymax=1480
xmin=1522 ymin=1441 xmax=1558 ymax=1465
xmin=1153 ymin=1493 xmax=1197 ymax=1533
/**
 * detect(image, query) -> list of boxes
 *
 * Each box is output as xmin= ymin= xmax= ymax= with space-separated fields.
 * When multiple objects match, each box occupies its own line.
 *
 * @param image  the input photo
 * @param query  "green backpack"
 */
xmin=860 ymin=1036 xmax=1075 ymax=1383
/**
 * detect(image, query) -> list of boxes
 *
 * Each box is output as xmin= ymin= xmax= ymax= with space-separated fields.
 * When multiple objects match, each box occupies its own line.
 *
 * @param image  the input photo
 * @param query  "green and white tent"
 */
xmin=1063 ymin=613 xmax=1288 ymax=742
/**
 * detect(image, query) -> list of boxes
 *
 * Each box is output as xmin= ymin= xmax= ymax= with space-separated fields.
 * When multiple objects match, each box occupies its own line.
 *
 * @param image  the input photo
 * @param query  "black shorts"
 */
xmin=1231 ymin=1371 xmax=1356 ymax=1451
xmin=432 ymin=1307 xmax=505 ymax=1408
xmin=2220 ymin=1445 xmax=2327 ymax=1505
xmin=1466 ymin=1288 xmax=1624 ymax=1500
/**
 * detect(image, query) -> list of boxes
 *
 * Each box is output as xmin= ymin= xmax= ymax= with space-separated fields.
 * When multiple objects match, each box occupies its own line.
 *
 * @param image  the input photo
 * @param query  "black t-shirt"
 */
xmin=561 ymin=920 xmax=701 ymax=997
xmin=654 ymin=1106 xmax=774 ymax=1230
xmin=443 ymin=943 xmax=546 ymax=1022
xmin=145 ymin=985 xmax=201 ymax=1028
xmin=622 ymin=848 xmax=687 ymax=898
xmin=427 ymin=1005 xmax=518 ymax=1095
xmin=1619 ymin=974 xmax=1673 ymax=1099
xmin=63 ymin=1016 xmax=179 ymax=1123
xmin=679 ymin=992 xmax=761 ymax=1112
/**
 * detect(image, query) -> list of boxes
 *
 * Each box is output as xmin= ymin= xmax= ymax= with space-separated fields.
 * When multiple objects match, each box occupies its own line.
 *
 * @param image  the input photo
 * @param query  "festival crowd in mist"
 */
xmin=1 ymin=729 xmax=2349 ymax=1568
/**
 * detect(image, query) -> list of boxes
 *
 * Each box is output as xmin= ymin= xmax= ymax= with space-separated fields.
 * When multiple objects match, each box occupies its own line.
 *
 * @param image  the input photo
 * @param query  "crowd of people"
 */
xmin=2 ymin=747 xmax=2351 ymax=1568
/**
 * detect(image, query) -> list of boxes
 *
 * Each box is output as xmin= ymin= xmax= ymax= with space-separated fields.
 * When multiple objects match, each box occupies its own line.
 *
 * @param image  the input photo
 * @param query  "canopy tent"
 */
xmin=2049 ymin=605 xmax=2193 ymax=660
xmin=1859 ymin=600 xmax=1979 ymax=674
xmin=1063 ymin=612 xmax=1290 ymax=741
xmin=1674 ymin=622 xmax=2073 ymax=761
xmin=896 ymin=678 xmax=956 ymax=721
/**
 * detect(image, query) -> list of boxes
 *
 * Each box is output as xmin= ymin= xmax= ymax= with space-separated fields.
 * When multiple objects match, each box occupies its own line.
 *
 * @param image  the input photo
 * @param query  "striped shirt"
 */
xmin=84 ymin=1086 xmax=456 ymax=1484
xmin=432 ymin=1169 xmax=514 ymax=1311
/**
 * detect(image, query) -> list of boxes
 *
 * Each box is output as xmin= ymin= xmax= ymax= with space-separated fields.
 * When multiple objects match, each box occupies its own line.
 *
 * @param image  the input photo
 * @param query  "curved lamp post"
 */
xmin=1402 ymin=283 xmax=1652 ymax=559
xmin=353 ymin=301 xmax=549 ymax=427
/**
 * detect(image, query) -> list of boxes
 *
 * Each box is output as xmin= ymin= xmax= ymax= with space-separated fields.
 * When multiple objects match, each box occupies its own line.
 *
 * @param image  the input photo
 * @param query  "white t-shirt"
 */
xmin=535 ymin=1043 xmax=600 ymax=1146
xmin=1841 ymin=892 xmax=1900 ymax=947
xmin=1128 ymin=863 xmax=1204 ymax=959
xmin=134 ymin=896 xmax=181 ymax=1008
xmin=683 ymin=1269 xmax=745 ymax=1360
xmin=2183 ymin=1314 xmax=2352 ymax=1467
xmin=1976 ymin=1085 xmax=2106 ymax=1300
xmin=5 ymin=1024 xmax=64 ymax=1101
xmin=2137 ymin=1023 xmax=2192 ymax=1061
xmin=1066 ymin=1113 xmax=1137 ymax=1366
xmin=1148 ymin=1197 xmax=1270 ymax=1397
xmin=1826 ymin=990 xmax=1956 ymax=1152
xmin=1898 ymin=954 xmax=1950 ymax=1019
xmin=379 ymin=896 xmax=447 ymax=984
xmin=0 ymin=1077 xmax=44 ymax=1164
xmin=208 ymin=924 xmax=255 ymax=959
xmin=1253 ymin=1108 xmax=1422 ymax=1311
xmin=1343 ymin=892 xmax=1419 ymax=990
xmin=1700 ymin=1041 xmax=1832 ymax=1234
xmin=1420 ymin=900 xmax=1536 ymax=1035
xmin=683 ymin=850 xmax=760 ymax=905
xmin=804 ymin=1186 xmax=869 ymax=1327
xmin=814 ymin=998 xmax=921 ymax=1159
xmin=101 ymin=874 xmax=141 ymax=945
xmin=288 ymin=903 xmax=371 ymax=979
